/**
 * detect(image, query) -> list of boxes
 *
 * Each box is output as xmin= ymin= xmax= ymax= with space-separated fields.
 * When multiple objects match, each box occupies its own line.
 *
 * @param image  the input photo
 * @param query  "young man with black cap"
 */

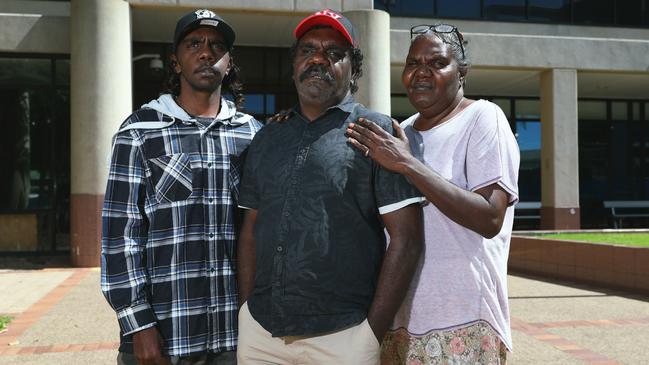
xmin=101 ymin=9 xmax=262 ymax=365
xmin=236 ymin=9 xmax=424 ymax=365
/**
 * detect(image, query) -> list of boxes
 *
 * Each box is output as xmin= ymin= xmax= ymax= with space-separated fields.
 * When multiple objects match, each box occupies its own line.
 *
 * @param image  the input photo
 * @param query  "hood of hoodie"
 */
xmin=141 ymin=94 xmax=246 ymax=126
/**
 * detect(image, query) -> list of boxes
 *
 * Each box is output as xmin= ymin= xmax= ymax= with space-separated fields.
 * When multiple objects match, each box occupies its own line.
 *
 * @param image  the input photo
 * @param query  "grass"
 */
xmin=0 ymin=316 xmax=11 ymax=332
xmin=534 ymin=232 xmax=649 ymax=248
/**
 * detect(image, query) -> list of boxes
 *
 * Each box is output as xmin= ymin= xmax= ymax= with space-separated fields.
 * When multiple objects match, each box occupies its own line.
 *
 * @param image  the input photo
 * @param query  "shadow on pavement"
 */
xmin=0 ymin=252 xmax=71 ymax=270
xmin=510 ymin=271 xmax=649 ymax=303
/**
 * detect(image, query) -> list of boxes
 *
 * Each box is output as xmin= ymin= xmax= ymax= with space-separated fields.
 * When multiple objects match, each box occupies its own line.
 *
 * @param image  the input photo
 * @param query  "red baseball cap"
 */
xmin=294 ymin=9 xmax=357 ymax=46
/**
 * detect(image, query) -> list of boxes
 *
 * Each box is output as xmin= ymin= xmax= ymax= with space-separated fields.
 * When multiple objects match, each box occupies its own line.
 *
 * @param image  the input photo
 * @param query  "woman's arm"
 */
xmin=346 ymin=118 xmax=509 ymax=238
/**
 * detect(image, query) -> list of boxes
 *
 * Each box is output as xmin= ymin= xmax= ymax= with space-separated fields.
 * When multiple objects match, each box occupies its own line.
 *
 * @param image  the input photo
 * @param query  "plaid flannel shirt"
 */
xmin=101 ymin=96 xmax=262 ymax=356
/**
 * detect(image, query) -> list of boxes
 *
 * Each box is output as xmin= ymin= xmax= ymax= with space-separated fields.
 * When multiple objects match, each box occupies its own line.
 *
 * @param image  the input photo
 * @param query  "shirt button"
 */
xmin=209 ymin=233 xmax=214 ymax=238
xmin=208 ymin=198 xmax=214 ymax=203
xmin=276 ymin=246 xmax=283 ymax=252
xmin=210 ymin=268 xmax=216 ymax=273
xmin=207 ymin=162 xmax=212 ymax=168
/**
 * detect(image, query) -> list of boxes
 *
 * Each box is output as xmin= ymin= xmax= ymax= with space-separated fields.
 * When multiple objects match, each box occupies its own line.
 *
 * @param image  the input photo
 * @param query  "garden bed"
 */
xmin=509 ymin=230 xmax=649 ymax=295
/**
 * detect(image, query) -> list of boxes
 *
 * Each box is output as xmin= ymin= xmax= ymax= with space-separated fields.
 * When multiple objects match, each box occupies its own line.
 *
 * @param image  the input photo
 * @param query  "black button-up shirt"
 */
xmin=238 ymin=96 xmax=422 ymax=337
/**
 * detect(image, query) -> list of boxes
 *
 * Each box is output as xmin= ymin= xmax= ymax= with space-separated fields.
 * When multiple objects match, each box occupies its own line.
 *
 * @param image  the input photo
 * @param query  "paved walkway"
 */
xmin=1 ymin=265 xmax=648 ymax=364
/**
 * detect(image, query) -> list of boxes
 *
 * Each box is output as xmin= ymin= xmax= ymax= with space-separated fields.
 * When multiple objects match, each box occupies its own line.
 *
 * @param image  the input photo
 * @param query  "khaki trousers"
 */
xmin=237 ymin=302 xmax=380 ymax=365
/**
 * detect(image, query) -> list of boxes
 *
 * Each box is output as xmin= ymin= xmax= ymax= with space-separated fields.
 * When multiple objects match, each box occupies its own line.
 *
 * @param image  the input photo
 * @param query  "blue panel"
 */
xmin=528 ymin=0 xmax=570 ymax=22
xmin=516 ymin=120 xmax=541 ymax=201
xmin=244 ymin=94 xmax=265 ymax=115
xmin=265 ymin=94 xmax=276 ymax=115
xmin=516 ymin=120 xmax=541 ymax=152
xmin=437 ymin=0 xmax=481 ymax=18
xmin=483 ymin=0 xmax=526 ymax=20
xmin=401 ymin=0 xmax=434 ymax=17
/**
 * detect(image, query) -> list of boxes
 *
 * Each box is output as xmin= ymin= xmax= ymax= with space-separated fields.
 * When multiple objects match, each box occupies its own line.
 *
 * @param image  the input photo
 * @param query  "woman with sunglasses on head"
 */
xmin=346 ymin=24 xmax=520 ymax=364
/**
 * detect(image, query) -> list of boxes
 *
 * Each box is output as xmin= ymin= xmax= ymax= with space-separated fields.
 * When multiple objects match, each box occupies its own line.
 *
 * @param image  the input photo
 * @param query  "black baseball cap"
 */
xmin=294 ymin=9 xmax=357 ymax=46
xmin=173 ymin=9 xmax=236 ymax=51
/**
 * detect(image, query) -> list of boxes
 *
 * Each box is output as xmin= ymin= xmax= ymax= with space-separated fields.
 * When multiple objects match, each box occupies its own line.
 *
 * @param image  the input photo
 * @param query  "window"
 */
xmin=573 ymin=0 xmax=614 ymax=25
xmin=632 ymin=102 xmax=641 ymax=120
xmin=578 ymin=100 xmax=607 ymax=120
xmin=616 ymin=0 xmax=643 ymax=26
xmin=611 ymin=101 xmax=627 ymax=120
xmin=577 ymin=100 xmax=649 ymax=227
xmin=239 ymin=94 xmax=276 ymax=117
xmin=492 ymin=98 xmax=512 ymax=119
xmin=391 ymin=95 xmax=417 ymax=121
xmin=374 ymin=0 xmax=391 ymax=12
xmin=374 ymin=0 xmax=434 ymax=17
xmin=0 ymin=57 xmax=68 ymax=212
xmin=528 ymin=0 xmax=571 ymax=22
xmin=513 ymin=98 xmax=541 ymax=203
xmin=0 ymin=55 xmax=70 ymax=249
xmin=578 ymin=115 xmax=609 ymax=226
xmin=437 ymin=0 xmax=481 ymax=18
xmin=483 ymin=0 xmax=526 ymax=21
xmin=515 ymin=119 xmax=541 ymax=202
xmin=55 ymin=60 xmax=70 ymax=87
xmin=375 ymin=0 xmax=648 ymax=28
xmin=515 ymin=99 xmax=540 ymax=119
xmin=400 ymin=0 xmax=434 ymax=17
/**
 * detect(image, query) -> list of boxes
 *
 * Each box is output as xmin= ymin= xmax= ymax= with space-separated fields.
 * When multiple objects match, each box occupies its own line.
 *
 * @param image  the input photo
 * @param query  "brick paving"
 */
xmin=0 ymin=268 xmax=648 ymax=364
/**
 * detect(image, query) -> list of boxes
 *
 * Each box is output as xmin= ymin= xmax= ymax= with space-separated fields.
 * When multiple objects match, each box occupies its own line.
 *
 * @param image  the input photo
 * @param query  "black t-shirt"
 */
xmin=238 ymin=96 xmax=422 ymax=337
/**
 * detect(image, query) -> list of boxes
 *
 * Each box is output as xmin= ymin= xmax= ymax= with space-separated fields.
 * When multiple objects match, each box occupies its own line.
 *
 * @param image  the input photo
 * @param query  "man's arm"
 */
xmin=366 ymin=203 xmax=423 ymax=343
xmin=101 ymin=130 xmax=170 ymax=365
xmin=237 ymin=209 xmax=258 ymax=307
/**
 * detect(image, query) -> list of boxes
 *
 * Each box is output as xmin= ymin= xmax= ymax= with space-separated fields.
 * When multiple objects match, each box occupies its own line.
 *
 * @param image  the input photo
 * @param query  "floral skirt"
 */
xmin=381 ymin=321 xmax=507 ymax=365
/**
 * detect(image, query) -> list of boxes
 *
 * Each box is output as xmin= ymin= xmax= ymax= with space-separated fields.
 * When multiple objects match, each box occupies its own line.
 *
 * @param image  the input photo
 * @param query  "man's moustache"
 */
xmin=299 ymin=66 xmax=334 ymax=83
xmin=195 ymin=65 xmax=218 ymax=74
xmin=196 ymin=53 xmax=230 ymax=74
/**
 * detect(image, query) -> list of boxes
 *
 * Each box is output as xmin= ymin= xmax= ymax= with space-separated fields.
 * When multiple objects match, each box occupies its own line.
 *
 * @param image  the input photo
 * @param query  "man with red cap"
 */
xmin=236 ymin=9 xmax=424 ymax=365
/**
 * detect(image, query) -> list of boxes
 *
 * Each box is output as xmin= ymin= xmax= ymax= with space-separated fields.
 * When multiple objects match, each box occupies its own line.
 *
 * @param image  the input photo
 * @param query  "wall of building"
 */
xmin=390 ymin=19 xmax=649 ymax=72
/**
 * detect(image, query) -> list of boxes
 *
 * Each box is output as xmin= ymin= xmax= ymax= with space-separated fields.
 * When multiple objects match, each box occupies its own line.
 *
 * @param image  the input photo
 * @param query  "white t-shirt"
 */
xmin=392 ymin=99 xmax=520 ymax=350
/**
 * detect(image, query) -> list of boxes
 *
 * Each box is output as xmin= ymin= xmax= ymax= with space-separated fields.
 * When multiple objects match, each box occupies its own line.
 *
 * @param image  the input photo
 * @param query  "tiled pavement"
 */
xmin=1 ymin=267 xmax=648 ymax=364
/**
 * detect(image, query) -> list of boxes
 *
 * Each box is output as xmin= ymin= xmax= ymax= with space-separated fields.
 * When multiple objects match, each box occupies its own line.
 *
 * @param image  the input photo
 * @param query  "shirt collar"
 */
xmin=291 ymin=94 xmax=357 ymax=118
xmin=216 ymin=98 xmax=239 ymax=125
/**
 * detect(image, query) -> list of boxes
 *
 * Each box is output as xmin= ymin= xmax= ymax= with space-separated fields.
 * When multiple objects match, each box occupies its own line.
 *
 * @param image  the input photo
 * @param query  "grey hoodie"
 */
xmin=118 ymin=94 xmax=254 ymax=133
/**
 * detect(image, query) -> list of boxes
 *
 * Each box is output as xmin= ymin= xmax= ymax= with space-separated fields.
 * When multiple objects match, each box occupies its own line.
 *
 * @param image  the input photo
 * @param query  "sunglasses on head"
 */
xmin=410 ymin=24 xmax=466 ymax=59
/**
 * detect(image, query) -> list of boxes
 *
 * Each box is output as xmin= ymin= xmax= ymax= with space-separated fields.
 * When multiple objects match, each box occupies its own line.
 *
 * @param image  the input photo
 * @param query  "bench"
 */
xmin=603 ymin=200 xmax=649 ymax=228
xmin=514 ymin=201 xmax=541 ymax=221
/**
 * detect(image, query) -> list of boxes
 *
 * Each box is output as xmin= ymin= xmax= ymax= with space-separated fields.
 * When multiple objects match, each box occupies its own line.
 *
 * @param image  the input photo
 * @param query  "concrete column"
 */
xmin=343 ymin=10 xmax=391 ymax=115
xmin=70 ymin=0 xmax=132 ymax=266
xmin=539 ymin=69 xmax=580 ymax=230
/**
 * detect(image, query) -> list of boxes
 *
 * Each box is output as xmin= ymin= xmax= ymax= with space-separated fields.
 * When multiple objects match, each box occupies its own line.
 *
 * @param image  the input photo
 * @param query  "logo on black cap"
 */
xmin=195 ymin=9 xmax=216 ymax=19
